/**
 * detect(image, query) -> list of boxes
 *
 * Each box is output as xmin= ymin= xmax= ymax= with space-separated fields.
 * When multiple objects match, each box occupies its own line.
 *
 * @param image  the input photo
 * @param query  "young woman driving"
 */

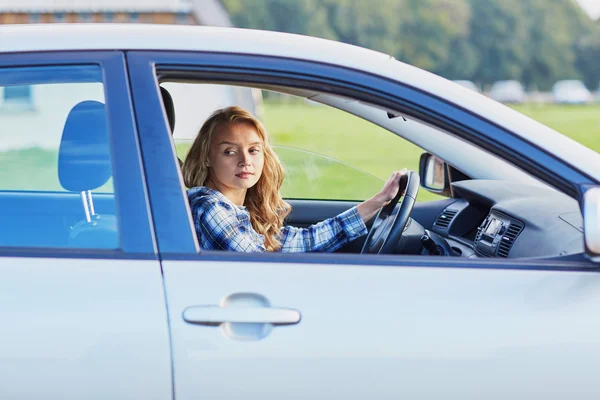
xmin=182 ymin=106 xmax=406 ymax=252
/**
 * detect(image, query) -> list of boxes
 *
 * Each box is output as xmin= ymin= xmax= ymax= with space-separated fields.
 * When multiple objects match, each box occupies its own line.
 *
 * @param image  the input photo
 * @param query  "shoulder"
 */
xmin=188 ymin=186 xmax=229 ymax=209
xmin=187 ymin=187 xmax=238 ymax=223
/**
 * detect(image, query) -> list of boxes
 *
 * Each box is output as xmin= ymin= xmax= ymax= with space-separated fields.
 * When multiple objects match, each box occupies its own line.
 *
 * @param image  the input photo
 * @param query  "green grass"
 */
xmin=260 ymin=101 xmax=437 ymax=201
xmin=5 ymin=102 xmax=600 ymax=202
xmin=260 ymin=102 xmax=600 ymax=202
xmin=511 ymin=103 xmax=600 ymax=149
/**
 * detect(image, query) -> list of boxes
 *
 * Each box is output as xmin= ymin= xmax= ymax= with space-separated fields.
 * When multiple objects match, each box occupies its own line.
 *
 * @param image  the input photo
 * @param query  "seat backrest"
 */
xmin=160 ymin=86 xmax=176 ymax=133
xmin=160 ymin=86 xmax=183 ymax=167
xmin=58 ymin=100 xmax=118 ymax=249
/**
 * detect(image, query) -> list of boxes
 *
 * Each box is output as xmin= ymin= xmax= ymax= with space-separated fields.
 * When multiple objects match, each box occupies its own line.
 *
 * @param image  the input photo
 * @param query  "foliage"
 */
xmin=576 ymin=23 xmax=600 ymax=90
xmin=221 ymin=0 xmax=598 ymax=90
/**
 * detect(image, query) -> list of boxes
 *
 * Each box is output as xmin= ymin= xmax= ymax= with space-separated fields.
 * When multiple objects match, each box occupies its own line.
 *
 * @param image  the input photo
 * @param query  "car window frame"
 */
xmin=0 ymin=51 xmax=156 ymax=259
xmin=126 ymin=50 xmax=596 ymax=270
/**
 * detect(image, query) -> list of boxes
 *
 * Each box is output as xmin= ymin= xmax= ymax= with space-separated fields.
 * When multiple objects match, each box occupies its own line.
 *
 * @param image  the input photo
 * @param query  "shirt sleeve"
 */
xmin=279 ymin=206 xmax=367 ymax=253
xmin=194 ymin=200 xmax=266 ymax=252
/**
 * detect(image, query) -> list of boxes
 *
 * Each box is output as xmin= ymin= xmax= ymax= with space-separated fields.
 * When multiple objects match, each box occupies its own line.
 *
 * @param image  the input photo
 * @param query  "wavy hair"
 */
xmin=182 ymin=106 xmax=291 ymax=251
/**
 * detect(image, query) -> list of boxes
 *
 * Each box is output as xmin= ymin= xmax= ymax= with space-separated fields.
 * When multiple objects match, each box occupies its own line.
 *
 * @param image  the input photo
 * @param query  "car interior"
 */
xmin=158 ymin=80 xmax=585 ymax=261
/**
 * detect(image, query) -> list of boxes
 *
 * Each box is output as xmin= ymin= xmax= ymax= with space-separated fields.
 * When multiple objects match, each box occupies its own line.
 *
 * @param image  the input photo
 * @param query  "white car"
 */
xmin=552 ymin=79 xmax=593 ymax=104
xmin=488 ymin=79 xmax=527 ymax=103
xmin=1 ymin=23 xmax=600 ymax=399
xmin=452 ymin=79 xmax=480 ymax=92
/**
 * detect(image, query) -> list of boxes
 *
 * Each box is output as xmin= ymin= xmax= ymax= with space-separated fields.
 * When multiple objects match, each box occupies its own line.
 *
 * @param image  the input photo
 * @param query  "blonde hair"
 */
xmin=182 ymin=106 xmax=291 ymax=251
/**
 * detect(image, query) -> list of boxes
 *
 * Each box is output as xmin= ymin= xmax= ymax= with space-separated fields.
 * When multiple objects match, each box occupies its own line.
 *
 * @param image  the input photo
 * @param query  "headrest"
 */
xmin=160 ymin=86 xmax=176 ymax=133
xmin=58 ymin=100 xmax=112 ymax=192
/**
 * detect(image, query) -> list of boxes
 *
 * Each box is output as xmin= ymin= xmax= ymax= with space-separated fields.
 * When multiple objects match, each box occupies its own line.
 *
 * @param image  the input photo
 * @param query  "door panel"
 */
xmin=0 ymin=52 xmax=169 ymax=398
xmin=0 ymin=259 xmax=171 ymax=400
xmin=164 ymin=260 xmax=600 ymax=399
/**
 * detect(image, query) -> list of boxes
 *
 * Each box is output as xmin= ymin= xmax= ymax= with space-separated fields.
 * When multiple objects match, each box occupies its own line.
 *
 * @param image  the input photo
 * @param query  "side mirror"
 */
xmin=583 ymin=187 xmax=600 ymax=255
xmin=419 ymin=152 xmax=450 ymax=196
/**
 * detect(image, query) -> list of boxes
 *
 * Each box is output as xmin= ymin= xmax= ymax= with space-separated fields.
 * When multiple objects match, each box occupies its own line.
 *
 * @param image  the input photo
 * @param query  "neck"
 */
xmin=206 ymin=179 xmax=246 ymax=207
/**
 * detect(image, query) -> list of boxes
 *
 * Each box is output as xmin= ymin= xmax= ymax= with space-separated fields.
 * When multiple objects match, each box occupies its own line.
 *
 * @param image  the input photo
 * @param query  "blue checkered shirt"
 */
xmin=188 ymin=186 xmax=367 ymax=252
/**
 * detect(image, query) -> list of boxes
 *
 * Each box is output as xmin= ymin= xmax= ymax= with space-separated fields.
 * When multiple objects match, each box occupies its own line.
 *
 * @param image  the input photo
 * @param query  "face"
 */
xmin=206 ymin=121 xmax=265 ymax=196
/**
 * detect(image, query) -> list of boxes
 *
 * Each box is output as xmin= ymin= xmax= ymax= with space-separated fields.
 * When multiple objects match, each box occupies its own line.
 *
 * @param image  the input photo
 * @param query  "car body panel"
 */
xmin=164 ymin=259 xmax=600 ymax=399
xmin=0 ymin=258 xmax=172 ymax=400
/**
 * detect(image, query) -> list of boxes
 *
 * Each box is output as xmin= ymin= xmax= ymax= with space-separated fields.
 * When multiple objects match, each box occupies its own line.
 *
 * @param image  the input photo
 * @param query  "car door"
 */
xmin=0 ymin=52 xmax=171 ymax=399
xmin=128 ymin=51 xmax=600 ymax=399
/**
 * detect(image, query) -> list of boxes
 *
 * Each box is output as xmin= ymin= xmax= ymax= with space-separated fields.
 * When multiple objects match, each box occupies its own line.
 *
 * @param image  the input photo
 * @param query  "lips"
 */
xmin=235 ymin=172 xmax=254 ymax=179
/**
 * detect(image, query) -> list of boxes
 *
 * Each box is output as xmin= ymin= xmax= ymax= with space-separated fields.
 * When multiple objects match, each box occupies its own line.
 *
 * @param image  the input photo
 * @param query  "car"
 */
xmin=452 ymin=79 xmax=481 ymax=92
xmin=488 ymin=79 xmax=527 ymax=103
xmin=552 ymin=79 xmax=593 ymax=104
xmin=1 ymin=23 xmax=600 ymax=399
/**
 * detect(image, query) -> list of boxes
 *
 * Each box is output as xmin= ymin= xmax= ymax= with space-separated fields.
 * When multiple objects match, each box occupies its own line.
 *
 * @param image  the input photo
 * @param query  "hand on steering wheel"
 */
xmin=360 ymin=170 xmax=420 ymax=254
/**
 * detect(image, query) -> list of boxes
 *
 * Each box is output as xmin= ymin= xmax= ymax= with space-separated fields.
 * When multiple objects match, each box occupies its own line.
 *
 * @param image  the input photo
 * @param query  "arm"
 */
xmin=279 ymin=169 xmax=406 ymax=253
xmin=193 ymin=201 xmax=266 ymax=252
xmin=279 ymin=206 xmax=367 ymax=253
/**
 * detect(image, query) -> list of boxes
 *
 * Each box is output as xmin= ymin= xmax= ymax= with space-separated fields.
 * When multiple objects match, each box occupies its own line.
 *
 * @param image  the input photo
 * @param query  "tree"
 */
xmin=221 ymin=0 xmax=336 ymax=39
xmin=321 ymin=0 xmax=405 ymax=57
xmin=468 ymin=0 xmax=529 ymax=85
xmin=520 ymin=0 xmax=591 ymax=90
xmin=394 ymin=0 xmax=471 ymax=72
xmin=576 ymin=25 xmax=600 ymax=91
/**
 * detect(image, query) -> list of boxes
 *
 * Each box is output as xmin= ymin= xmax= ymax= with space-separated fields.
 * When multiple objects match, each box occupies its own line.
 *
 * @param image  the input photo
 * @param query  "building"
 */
xmin=0 ymin=0 xmax=198 ymax=25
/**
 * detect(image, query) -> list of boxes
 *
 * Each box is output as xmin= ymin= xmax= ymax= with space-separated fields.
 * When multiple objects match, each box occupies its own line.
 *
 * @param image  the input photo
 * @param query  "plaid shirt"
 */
xmin=188 ymin=186 xmax=367 ymax=252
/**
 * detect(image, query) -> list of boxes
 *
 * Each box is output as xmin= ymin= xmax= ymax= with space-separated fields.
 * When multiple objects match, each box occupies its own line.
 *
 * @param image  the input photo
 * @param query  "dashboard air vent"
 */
xmin=497 ymin=223 xmax=523 ymax=258
xmin=434 ymin=209 xmax=458 ymax=229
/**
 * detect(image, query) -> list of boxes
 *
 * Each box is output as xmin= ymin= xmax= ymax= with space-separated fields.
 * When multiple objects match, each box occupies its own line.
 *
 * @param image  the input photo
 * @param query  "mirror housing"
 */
xmin=419 ymin=152 xmax=450 ymax=197
xmin=583 ymin=187 xmax=600 ymax=256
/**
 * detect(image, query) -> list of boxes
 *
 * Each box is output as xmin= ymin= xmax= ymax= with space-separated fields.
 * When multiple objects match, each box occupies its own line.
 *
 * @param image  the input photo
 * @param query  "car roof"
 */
xmin=0 ymin=23 xmax=392 ymax=61
xmin=2 ymin=23 xmax=599 ymax=183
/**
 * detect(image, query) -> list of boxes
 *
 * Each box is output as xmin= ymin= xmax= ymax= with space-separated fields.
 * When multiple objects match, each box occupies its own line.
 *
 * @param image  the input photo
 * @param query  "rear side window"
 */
xmin=0 ymin=65 xmax=119 ymax=249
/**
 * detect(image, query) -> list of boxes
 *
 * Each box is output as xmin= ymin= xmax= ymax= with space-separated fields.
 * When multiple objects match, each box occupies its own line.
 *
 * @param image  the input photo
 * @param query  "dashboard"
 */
xmin=429 ymin=180 xmax=584 ymax=259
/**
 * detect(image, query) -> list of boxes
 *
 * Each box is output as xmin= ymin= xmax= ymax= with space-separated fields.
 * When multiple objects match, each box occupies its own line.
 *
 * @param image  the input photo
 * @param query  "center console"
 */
xmin=475 ymin=211 xmax=523 ymax=257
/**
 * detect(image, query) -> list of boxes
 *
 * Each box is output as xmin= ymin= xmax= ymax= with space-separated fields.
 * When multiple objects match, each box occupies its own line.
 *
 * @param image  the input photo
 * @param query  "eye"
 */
xmin=224 ymin=149 xmax=236 ymax=156
xmin=249 ymin=148 xmax=262 ymax=154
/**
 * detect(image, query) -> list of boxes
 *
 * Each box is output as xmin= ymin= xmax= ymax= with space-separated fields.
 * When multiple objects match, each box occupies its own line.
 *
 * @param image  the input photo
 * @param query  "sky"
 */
xmin=576 ymin=0 xmax=600 ymax=19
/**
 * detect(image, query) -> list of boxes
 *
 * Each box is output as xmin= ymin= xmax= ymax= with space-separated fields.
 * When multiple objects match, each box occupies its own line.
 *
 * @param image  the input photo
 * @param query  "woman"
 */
xmin=182 ymin=106 xmax=405 ymax=252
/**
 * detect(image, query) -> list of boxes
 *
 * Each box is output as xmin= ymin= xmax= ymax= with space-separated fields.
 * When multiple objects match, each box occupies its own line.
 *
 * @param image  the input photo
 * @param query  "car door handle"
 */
xmin=182 ymin=305 xmax=301 ymax=326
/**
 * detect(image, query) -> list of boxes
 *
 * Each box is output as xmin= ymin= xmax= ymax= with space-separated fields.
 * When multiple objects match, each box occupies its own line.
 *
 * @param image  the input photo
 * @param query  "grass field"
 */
xmin=257 ymin=101 xmax=600 ymax=201
xmin=4 ymin=102 xmax=600 ymax=202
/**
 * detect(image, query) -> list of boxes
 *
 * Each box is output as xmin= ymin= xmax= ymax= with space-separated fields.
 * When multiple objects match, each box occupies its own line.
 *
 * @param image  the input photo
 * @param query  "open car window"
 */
xmin=166 ymin=82 xmax=444 ymax=202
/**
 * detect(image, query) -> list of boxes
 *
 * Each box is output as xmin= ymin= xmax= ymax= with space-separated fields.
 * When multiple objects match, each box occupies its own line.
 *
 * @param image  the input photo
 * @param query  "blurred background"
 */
xmin=1 ymin=0 xmax=599 ymax=199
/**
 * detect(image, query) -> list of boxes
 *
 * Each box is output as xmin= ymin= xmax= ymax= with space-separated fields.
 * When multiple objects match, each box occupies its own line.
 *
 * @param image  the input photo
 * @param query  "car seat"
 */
xmin=58 ymin=100 xmax=118 ymax=249
xmin=160 ymin=86 xmax=183 ymax=167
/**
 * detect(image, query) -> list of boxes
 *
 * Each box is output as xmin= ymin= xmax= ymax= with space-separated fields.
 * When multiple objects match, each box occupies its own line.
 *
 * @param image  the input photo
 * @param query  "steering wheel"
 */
xmin=360 ymin=170 xmax=420 ymax=254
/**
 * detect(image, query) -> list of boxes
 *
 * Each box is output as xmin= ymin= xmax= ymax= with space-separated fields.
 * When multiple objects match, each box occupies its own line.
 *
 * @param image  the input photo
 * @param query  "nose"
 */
xmin=238 ymin=152 xmax=251 ymax=167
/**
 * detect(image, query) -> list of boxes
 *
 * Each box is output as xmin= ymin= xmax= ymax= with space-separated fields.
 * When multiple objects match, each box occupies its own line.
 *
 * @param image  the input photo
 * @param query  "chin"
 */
xmin=229 ymin=179 xmax=258 ymax=190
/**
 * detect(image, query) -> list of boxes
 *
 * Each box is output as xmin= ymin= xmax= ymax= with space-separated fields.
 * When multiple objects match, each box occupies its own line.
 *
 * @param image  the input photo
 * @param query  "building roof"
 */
xmin=0 ymin=0 xmax=192 ymax=12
